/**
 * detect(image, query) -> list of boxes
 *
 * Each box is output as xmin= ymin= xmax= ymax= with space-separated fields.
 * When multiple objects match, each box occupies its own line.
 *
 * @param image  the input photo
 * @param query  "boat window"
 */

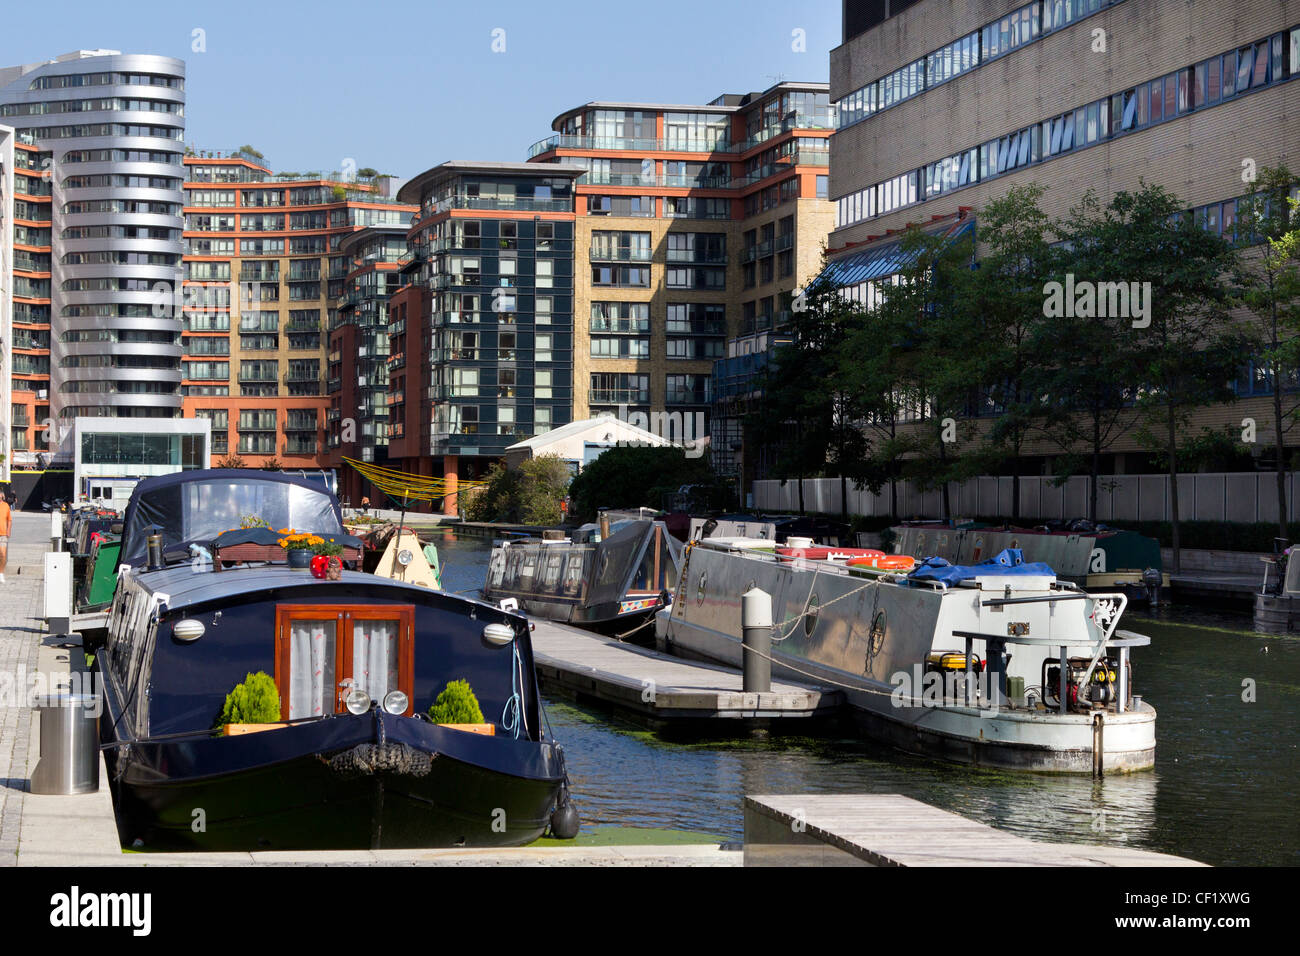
xmin=488 ymin=552 xmax=505 ymax=589
xmin=561 ymin=552 xmax=585 ymax=597
xmin=542 ymin=550 xmax=564 ymax=589
xmin=519 ymin=549 xmax=539 ymax=587
xmin=275 ymin=604 xmax=414 ymax=718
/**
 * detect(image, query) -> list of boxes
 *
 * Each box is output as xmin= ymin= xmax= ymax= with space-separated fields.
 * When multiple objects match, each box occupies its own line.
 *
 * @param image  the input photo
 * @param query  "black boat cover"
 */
xmin=119 ymin=469 xmax=344 ymax=569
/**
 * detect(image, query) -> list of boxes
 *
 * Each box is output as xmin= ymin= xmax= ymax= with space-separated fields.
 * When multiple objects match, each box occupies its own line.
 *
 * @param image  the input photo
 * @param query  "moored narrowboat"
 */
xmin=482 ymin=516 xmax=682 ymax=637
xmin=97 ymin=470 xmax=575 ymax=850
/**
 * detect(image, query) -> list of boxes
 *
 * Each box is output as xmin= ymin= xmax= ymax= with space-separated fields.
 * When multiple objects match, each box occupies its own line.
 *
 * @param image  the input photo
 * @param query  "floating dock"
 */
xmin=529 ymin=619 xmax=842 ymax=723
xmin=744 ymin=794 xmax=1205 ymax=866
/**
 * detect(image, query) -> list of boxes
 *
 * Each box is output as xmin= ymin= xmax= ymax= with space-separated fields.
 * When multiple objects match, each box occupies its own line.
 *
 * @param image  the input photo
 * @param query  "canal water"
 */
xmin=430 ymin=529 xmax=1299 ymax=866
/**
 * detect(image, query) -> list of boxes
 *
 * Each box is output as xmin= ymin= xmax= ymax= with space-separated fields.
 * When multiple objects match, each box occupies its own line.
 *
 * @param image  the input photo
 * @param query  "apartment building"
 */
xmin=527 ymin=84 xmax=836 ymax=480
xmin=180 ymin=151 xmax=413 ymax=469
xmin=0 ymin=51 xmax=187 ymax=429
xmin=385 ymin=161 xmax=583 ymax=512
xmin=826 ymin=0 xmax=1300 ymax=471
xmin=324 ymin=224 xmax=409 ymax=504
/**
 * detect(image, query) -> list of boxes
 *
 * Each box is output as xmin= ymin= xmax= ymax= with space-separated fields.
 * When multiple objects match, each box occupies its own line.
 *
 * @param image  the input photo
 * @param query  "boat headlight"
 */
xmin=397 ymin=548 xmax=413 ymax=567
xmin=482 ymin=623 xmax=515 ymax=646
xmin=345 ymin=690 xmax=372 ymax=715
xmin=173 ymin=618 xmax=205 ymax=642
xmin=382 ymin=690 xmax=409 ymax=715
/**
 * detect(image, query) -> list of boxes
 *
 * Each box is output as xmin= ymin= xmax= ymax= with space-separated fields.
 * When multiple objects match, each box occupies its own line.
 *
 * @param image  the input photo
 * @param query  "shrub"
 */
xmin=464 ymin=454 xmax=570 ymax=524
xmin=567 ymin=445 xmax=724 ymax=522
xmin=427 ymin=679 xmax=485 ymax=724
xmin=216 ymin=672 xmax=281 ymax=728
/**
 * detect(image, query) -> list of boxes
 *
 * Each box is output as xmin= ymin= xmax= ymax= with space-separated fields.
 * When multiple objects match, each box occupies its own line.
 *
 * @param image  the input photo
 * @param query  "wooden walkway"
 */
xmin=744 ymin=795 xmax=1206 ymax=867
xmin=529 ymin=619 xmax=841 ymax=721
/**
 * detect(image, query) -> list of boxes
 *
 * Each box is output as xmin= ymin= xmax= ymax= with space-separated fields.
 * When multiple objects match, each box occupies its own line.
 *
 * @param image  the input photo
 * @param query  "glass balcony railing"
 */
xmin=427 ymin=196 xmax=573 ymax=215
xmin=665 ymin=248 xmax=728 ymax=264
xmin=589 ymin=246 xmax=652 ymax=262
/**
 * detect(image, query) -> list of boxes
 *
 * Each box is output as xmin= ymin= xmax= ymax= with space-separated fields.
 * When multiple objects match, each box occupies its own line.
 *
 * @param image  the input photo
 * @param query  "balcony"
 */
xmin=528 ymin=134 xmax=736 ymax=157
xmin=427 ymin=196 xmax=573 ymax=215
xmin=589 ymin=389 xmax=650 ymax=405
xmin=283 ymin=438 xmax=319 ymax=456
xmin=666 ymin=249 xmax=728 ymax=265
xmin=238 ymin=367 xmax=279 ymax=383
xmin=284 ymin=369 xmax=321 ymax=383
xmin=589 ymin=246 xmax=652 ymax=262
xmin=775 ymin=233 xmax=794 ymax=252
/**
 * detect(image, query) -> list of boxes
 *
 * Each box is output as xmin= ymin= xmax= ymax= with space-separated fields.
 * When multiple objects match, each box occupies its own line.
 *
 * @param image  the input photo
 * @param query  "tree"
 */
xmin=216 ymin=454 xmax=247 ymax=469
xmin=1076 ymin=183 xmax=1247 ymax=572
xmin=566 ymin=445 xmax=720 ymax=522
xmin=1236 ymin=165 xmax=1300 ymax=538
xmin=464 ymin=453 xmax=570 ymax=525
xmin=750 ymin=277 xmax=866 ymax=518
xmin=260 ymin=458 xmax=283 ymax=471
xmin=957 ymin=184 xmax=1061 ymax=520
xmin=869 ymin=225 xmax=981 ymax=521
xmin=1045 ymin=190 xmax=1147 ymax=522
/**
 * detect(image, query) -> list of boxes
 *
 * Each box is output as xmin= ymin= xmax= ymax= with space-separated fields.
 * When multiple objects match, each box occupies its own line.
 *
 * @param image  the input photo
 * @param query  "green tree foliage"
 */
xmin=464 ymin=453 xmax=570 ymax=524
xmin=566 ymin=445 xmax=720 ymax=522
xmin=216 ymin=672 xmax=280 ymax=728
xmin=1074 ymin=183 xmax=1247 ymax=571
xmin=216 ymin=454 xmax=247 ymax=469
xmin=428 ymin=679 xmax=485 ymax=724
xmin=1236 ymin=165 xmax=1300 ymax=537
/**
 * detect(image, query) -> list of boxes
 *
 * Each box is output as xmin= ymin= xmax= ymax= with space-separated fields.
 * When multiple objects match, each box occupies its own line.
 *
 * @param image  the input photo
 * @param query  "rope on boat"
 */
xmin=502 ymin=640 xmax=524 ymax=738
xmin=612 ymin=615 xmax=659 ymax=642
xmin=773 ymin=569 xmax=886 ymax=642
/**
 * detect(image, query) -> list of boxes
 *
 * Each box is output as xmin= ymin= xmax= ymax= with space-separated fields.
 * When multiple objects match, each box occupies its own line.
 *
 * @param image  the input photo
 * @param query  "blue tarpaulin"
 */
xmin=908 ymin=548 xmax=1056 ymax=585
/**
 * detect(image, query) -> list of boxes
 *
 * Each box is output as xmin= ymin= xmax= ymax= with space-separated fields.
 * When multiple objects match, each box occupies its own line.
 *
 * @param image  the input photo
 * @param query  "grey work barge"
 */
xmin=744 ymin=795 xmax=1205 ymax=867
xmin=528 ymin=619 xmax=842 ymax=722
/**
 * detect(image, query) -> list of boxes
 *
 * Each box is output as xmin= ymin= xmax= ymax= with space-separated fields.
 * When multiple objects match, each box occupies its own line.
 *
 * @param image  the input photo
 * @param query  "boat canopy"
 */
xmin=118 ymin=469 xmax=343 ymax=569
xmin=908 ymin=548 xmax=1056 ymax=585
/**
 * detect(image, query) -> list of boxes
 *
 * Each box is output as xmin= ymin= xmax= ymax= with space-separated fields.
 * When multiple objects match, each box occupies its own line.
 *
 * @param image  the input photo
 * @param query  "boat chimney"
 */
xmin=146 ymin=534 xmax=165 ymax=571
xmin=599 ymin=513 xmax=611 ymax=539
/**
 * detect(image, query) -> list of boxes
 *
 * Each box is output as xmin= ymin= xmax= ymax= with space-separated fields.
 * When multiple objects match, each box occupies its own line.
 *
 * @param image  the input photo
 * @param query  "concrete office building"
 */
xmin=826 ymin=0 xmax=1300 ymax=471
xmin=0 ymin=51 xmax=187 ymax=423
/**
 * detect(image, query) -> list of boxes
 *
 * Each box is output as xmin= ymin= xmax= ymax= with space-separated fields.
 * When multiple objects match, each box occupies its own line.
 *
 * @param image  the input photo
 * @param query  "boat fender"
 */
xmin=549 ymin=782 xmax=580 ymax=840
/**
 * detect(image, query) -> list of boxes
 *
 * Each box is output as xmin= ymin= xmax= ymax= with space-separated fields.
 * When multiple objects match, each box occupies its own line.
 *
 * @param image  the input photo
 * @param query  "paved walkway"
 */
xmin=0 ymin=512 xmax=59 ymax=865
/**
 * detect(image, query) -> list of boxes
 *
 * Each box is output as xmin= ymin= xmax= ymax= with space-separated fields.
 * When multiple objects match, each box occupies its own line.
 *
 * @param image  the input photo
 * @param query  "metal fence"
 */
xmin=751 ymin=472 xmax=1298 ymax=524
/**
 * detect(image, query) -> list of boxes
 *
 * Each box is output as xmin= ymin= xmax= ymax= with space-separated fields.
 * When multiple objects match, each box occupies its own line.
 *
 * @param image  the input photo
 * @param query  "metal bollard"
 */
xmin=50 ymin=509 xmax=63 ymax=552
xmin=742 ymin=587 xmax=773 ymax=693
xmin=30 ymin=694 xmax=100 ymax=794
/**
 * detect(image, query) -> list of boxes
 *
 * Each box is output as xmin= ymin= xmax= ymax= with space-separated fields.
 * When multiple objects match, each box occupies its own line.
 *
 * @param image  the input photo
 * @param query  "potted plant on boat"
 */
xmin=215 ymin=671 xmax=282 ymax=735
xmin=311 ymin=536 xmax=345 ymax=579
xmin=277 ymin=530 xmax=324 ymax=569
xmin=428 ymin=679 xmax=491 ymax=734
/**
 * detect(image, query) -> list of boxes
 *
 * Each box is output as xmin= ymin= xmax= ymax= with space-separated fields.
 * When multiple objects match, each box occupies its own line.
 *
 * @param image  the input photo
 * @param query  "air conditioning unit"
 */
xmin=37 ymin=389 xmax=48 ymax=399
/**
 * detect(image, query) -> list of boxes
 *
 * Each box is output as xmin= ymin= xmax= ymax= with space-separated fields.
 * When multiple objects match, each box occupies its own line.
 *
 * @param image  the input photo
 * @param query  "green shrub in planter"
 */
xmin=427 ymin=679 xmax=485 ymax=724
xmin=216 ymin=671 xmax=281 ymax=728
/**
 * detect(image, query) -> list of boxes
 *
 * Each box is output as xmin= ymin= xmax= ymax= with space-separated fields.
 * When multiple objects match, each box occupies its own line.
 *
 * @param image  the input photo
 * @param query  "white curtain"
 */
xmin=352 ymin=620 xmax=398 ymax=700
xmin=289 ymin=620 xmax=335 ymax=718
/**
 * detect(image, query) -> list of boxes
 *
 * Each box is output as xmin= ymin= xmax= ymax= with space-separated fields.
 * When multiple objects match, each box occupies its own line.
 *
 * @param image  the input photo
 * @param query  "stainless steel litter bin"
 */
xmin=30 ymin=694 xmax=100 ymax=794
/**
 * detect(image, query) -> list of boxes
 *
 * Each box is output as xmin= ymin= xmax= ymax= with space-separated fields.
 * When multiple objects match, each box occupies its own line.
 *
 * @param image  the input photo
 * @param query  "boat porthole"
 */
xmin=804 ymin=593 xmax=820 ymax=638
xmin=696 ymin=571 xmax=707 ymax=605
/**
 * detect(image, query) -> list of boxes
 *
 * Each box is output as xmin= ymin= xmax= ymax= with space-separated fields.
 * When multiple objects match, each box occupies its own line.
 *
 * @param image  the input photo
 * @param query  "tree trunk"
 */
xmin=937 ymin=427 xmax=951 ymax=522
xmin=797 ymin=469 xmax=805 ymax=515
xmin=1090 ymin=415 xmax=1102 ymax=525
xmin=1167 ymin=400 xmax=1181 ymax=575
xmin=1275 ymin=379 xmax=1287 ymax=542
xmin=840 ymin=471 xmax=849 ymax=525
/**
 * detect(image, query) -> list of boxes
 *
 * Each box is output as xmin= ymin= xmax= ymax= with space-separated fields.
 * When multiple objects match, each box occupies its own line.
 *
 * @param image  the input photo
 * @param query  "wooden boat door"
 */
xmin=274 ymin=604 xmax=415 ymax=718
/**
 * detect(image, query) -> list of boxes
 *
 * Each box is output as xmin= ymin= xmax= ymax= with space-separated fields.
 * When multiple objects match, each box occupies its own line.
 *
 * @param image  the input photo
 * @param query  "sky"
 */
xmin=1 ymin=0 xmax=841 ymax=180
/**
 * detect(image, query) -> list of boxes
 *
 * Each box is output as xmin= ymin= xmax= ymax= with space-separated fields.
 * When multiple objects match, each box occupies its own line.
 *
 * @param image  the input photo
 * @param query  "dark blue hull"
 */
xmin=105 ymin=708 xmax=565 ymax=851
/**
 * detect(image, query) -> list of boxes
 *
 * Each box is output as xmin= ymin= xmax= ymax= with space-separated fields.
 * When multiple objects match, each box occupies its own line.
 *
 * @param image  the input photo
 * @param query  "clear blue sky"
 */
xmin=2 ymin=0 xmax=840 ymax=179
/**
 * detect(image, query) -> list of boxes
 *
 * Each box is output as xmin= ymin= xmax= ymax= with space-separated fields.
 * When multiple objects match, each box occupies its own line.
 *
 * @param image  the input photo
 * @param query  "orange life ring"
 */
xmin=777 ymin=546 xmax=884 ymax=562
xmin=847 ymin=554 xmax=916 ymax=572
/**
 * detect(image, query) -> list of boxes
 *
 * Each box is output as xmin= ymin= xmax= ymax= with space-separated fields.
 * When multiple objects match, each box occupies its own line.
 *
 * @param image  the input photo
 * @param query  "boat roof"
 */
xmin=119 ymin=469 xmax=343 ymax=570
xmin=126 ymin=564 xmax=498 ymax=613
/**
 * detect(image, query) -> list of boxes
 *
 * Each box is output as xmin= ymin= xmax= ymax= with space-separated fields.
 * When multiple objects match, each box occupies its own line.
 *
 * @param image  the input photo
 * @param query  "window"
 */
xmin=274 ymin=604 xmax=414 ymax=719
xmin=535 ymin=260 xmax=554 ymax=288
xmin=536 ymin=333 xmax=553 ymax=362
xmin=535 ymin=370 xmax=553 ymax=399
